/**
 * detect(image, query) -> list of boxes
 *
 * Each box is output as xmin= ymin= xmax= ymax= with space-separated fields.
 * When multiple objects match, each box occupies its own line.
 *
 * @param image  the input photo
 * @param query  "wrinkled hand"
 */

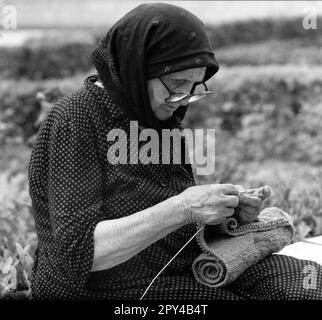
xmin=234 ymin=185 xmax=272 ymax=224
xmin=179 ymin=184 xmax=240 ymax=225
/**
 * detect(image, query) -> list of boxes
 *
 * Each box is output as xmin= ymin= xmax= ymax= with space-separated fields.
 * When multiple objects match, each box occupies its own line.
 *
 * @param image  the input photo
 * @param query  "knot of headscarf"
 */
xmin=91 ymin=3 xmax=219 ymax=131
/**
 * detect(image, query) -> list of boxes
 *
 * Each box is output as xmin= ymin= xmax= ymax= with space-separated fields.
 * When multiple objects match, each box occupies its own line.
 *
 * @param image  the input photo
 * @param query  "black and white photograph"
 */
xmin=1 ymin=0 xmax=322 ymax=307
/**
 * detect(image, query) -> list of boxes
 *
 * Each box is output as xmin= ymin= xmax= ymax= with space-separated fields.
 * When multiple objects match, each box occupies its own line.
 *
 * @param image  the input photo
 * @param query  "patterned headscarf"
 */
xmin=91 ymin=3 xmax=219 ymax=130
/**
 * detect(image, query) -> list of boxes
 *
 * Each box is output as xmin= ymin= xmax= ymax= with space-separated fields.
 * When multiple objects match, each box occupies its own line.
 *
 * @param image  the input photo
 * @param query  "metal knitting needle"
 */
xmin=139 ymin=225 xmax=205 ymax=300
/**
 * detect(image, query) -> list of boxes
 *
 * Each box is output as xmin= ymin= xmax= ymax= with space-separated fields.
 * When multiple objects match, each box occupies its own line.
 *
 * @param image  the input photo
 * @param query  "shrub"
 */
xmin=0 ymin=74 xmax=88 ymax=143
xmin=185 ymin=65 xmax=322 ymax=164
xmin=0 ymin=43 xmax=94 ymax=80
xmin=206 ymin=16 xmax=322 ymax=48
xmin=0 ymin=147 xmax=36 ymax=299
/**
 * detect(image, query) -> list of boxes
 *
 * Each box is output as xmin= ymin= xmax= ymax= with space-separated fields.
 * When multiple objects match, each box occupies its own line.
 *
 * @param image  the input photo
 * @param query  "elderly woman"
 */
xmin=28 ymin=3 xmax=321 ymax=300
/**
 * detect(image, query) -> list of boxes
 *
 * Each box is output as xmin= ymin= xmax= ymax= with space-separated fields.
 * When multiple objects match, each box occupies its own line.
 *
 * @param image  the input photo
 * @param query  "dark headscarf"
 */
xmin=91 ymin=3 xmax=219 ymax=131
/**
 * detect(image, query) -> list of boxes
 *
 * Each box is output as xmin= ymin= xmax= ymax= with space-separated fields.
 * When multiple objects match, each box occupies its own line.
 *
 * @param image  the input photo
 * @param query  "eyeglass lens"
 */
xmin=166 ymin=93 xmax=207 ymax=103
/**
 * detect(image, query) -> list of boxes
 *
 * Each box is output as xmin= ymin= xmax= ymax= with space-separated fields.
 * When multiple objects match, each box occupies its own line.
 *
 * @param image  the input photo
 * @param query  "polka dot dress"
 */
xmin=28 ymin=74 xmax=322 ymax=300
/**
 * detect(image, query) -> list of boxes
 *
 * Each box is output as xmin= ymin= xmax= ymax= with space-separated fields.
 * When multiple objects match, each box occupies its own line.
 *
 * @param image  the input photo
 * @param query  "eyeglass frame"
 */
xmin=158 ymin=76 xmax=212 ymax=104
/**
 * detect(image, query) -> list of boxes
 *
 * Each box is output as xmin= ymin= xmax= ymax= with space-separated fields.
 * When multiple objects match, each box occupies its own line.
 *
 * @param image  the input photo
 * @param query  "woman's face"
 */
xmin=147 ymin=67 xmax=206 ymax=121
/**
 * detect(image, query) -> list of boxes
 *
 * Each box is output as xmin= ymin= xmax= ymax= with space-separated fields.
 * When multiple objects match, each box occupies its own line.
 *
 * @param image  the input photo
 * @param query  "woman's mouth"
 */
xmin=164 ymin=105 xmax=178 ymax=112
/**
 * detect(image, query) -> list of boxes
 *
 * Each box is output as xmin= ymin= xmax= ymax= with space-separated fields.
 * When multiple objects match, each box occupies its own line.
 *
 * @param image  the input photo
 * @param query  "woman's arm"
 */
xmin=92 ymin=183 xmax=240 ymax=272
xmin=92 ymin=194 xmax=185 ymax=271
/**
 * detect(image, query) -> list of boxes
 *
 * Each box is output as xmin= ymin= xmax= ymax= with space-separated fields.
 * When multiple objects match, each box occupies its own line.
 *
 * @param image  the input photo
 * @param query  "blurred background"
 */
xmin=1 ymin=0 xmax=322 ymax=298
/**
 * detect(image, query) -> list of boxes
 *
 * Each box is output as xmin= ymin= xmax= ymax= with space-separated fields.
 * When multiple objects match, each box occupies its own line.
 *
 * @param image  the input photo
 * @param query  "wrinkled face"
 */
xmin=147 ymin=67 xmax=206 ymax=121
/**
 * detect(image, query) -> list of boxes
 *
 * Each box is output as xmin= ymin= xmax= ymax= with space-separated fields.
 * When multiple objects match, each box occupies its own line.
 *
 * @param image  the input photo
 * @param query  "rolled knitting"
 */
xmin=192 ymin=207 xmax=294 ymax=288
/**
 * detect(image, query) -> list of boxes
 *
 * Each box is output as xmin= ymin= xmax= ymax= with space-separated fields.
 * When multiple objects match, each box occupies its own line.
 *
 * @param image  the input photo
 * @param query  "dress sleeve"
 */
xmin=48 ymin=116 xmax=106 ymax=289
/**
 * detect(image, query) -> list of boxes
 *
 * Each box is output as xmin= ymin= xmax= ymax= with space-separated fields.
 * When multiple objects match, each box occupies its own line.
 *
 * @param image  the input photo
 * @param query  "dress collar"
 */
xmin=83 ymin=74 xmax=127 ymax=124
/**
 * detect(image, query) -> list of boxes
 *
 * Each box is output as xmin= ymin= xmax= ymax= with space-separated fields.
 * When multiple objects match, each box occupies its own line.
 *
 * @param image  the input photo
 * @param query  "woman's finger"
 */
xmin=223 ymin=195 xmax=239 ymax=208
xmin=221 ymin=207 xmax=235 ymax=217
xmin=220 ymin=184 xmax=240 ymax=196
xmin=238 ymin=204 xmax=259 ymax=216
xmin=239 ymin=194 xmax=263 ymax=208
xmin=234 ymin=184 xmax=246 ymax=193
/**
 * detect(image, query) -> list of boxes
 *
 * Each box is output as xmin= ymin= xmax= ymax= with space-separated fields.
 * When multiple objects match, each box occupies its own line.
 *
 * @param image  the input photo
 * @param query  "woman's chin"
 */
xmin=155 ymin=110 xmax=174 ymax=121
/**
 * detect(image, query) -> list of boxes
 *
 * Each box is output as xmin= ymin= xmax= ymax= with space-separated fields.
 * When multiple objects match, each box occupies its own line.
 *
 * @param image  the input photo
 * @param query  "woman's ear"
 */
xmin=147 ymin=78 xmax=163 ymax=113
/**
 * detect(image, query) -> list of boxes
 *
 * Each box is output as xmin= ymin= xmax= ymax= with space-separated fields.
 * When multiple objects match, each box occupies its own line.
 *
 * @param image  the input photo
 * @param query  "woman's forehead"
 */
xmin=166 ymin=67 xmax=206 ymax=81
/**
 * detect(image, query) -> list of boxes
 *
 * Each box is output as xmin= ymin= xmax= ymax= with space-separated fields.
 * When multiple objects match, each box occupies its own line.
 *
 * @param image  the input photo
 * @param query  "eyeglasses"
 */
xmin=159 ymin=77 xmax=212 ymax=104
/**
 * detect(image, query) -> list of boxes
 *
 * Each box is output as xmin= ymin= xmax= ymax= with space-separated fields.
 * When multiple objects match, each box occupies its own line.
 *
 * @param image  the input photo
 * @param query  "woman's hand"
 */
xmin=179 ymin=184 xmax=240 ymax=225
xmin=234 ymin=185 xmax=271 ymax=224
